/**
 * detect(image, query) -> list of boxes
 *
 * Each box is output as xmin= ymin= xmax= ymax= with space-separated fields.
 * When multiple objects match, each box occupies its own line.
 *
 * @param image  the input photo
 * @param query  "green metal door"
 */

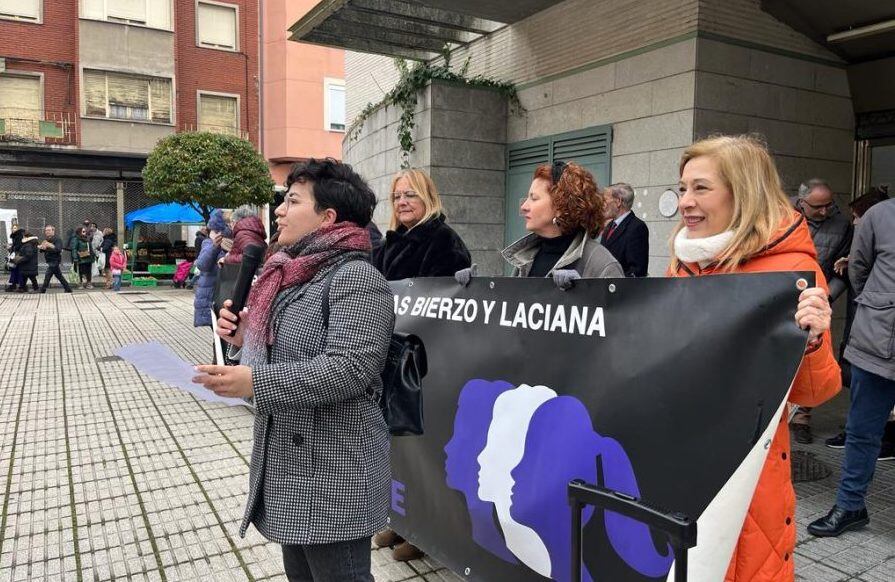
xmin=505 ymin=125 xmax=612 ymax=248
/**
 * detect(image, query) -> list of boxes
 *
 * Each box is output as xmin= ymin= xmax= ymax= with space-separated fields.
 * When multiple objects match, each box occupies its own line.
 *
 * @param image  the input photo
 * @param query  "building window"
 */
xmin=325 ymin=79 xmax=346 ymax=132
xmin=197 ymin=1 xmax=238 ymax=51
xmin=0 ymin=0 xmax=41 ymax=23
xmin=198 ymin=93 xmax=239 ymax=136
xmin=83 ymin=70 xmax=173 ymax=124
xmin=0 ymin=73 xmax=42 ymax=140
xmin=80 ymin=0 xmax=172 ymax=30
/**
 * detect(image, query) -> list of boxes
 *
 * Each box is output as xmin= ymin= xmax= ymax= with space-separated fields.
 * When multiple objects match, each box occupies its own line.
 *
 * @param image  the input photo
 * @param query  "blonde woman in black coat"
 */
xmin=372 ymin=169 xmax=471 ymax=281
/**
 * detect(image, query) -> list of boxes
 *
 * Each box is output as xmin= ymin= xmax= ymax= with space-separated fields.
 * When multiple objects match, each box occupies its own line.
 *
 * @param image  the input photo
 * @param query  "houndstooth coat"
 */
xmin=236 ymin=258 xmax=394 ymax=545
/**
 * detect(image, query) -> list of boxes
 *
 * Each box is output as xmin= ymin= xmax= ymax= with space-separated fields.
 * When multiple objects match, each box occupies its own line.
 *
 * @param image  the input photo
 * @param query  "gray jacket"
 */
xmin=237 ymin=259 xmax=395 ymax=544
xmin=844 ymin=199 xmax=895 ymax=381
xmin=502 ymin=231 xmax=623 ymax=278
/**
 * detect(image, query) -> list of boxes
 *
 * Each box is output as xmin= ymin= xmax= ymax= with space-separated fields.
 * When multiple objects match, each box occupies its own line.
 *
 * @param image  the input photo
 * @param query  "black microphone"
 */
xmin=227 ymin=244 xmax=265 ymax=335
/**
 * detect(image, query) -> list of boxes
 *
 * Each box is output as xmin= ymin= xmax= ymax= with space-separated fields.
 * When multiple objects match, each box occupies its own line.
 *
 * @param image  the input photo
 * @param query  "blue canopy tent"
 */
xmin=124 ymin=202 xmax=209 ymax=273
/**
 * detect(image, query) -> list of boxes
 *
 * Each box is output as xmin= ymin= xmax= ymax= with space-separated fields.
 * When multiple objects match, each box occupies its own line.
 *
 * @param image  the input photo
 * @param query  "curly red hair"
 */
xmin=533 ymin=162 xmax=604 ymax=237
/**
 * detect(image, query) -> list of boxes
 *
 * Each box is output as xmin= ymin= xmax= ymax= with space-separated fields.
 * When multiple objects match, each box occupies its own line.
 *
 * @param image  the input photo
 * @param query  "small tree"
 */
xmin=142 ymin=132 xmax=274 ymax=223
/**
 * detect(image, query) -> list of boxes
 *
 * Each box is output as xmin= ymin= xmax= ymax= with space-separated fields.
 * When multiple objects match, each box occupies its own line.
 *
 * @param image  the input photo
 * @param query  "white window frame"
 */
xmin=0 ymin=0 xmax=42 ymax=24
xmin=323 ymin=78 xmax=346 ymax=133
xmin=196 ymin=90 xmax=241 ymax=135
xmin=80 ymin=68 xmax=175 ymax=126
xmin=195 ymin=0 xmax=239 ymax=52
xmin=79 ymin=0 xmax=173 ymax=32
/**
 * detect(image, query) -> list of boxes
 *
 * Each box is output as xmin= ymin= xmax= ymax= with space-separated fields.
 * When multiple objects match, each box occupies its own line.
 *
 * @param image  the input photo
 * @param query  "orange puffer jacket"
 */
xmin=668 ymin=212 xmax=841 ymax=582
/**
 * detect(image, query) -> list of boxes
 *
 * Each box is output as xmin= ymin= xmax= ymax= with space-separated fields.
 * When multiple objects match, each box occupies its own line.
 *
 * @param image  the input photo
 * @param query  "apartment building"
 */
xmin=0 ymin=0 xmax=260 ymax=239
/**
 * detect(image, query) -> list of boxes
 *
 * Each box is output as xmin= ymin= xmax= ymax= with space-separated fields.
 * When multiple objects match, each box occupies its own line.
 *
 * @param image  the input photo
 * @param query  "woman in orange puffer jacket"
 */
xmin=667 ymin=135 xmax=841 ymax=581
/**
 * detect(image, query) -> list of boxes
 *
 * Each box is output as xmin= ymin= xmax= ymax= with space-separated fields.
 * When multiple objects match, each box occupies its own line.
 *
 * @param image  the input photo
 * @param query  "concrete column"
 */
xmin=116 ymin=181 xmax=125 ymax=239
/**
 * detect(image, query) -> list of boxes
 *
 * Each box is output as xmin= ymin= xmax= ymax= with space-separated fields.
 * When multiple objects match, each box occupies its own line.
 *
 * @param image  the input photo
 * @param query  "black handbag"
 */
xmin=322 ymin=261 xmax=426 ymax=436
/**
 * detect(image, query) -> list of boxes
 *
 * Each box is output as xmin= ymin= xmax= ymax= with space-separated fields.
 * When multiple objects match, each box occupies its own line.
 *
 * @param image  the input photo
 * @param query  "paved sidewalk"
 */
xmin=0 ymin=288 xmax=892 ymax=581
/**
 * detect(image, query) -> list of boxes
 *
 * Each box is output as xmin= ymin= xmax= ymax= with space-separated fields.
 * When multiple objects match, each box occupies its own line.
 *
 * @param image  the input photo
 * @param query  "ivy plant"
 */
xmin=142 ymin=132 xmax=274 ymax=222
xmin=348 ymin=48 xmax=524 ymax=168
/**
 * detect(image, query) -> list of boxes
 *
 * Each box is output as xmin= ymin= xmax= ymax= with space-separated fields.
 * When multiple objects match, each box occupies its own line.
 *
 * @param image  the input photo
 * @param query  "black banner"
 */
xmin=387 ymin=273 xmax=810 ymax=582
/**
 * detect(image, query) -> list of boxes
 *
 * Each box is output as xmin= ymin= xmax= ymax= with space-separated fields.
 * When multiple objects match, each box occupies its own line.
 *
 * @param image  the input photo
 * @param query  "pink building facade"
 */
xmin=263 ymin=0 xmax=345 ymax=186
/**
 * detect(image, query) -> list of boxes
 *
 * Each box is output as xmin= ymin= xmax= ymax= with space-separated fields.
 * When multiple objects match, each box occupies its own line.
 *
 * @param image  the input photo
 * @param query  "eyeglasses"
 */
xmin=392 ymin=190 xmax=420 ymax=202
xmin=801 ymin=200 xmax=834 ymax=211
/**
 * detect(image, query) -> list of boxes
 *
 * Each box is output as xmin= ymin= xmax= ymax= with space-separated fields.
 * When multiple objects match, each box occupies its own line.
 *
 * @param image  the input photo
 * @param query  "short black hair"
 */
xmin=285 ymin=158 xmax=375 ymax=227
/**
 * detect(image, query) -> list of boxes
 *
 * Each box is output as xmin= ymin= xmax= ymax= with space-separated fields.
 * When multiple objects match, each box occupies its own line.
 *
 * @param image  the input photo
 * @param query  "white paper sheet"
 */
xmin=115 ymin=341 xmax=246 ymax=407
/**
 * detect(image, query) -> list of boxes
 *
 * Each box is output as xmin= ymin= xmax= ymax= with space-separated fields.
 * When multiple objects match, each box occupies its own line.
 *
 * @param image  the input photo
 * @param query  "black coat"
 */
xmin=372 ymin=214 xmax=471 ymax=281
xmin=15 ymin=238 xmax=39 ymax=276
xmin=41 ymin=235 xmax=64 ymax=265
xmin=9 ymin=229 xmax=23 ymax=253
xmin=600 ymin=212 xmax=650 ymax=277
xmin=101 ymin=232 xmax=117 ymax=256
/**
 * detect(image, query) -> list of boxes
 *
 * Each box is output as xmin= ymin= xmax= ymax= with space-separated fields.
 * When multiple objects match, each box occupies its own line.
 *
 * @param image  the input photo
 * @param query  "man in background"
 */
xmin=600 ymin=182 xmax=649 ymax=277
xmin=38 ymin=225 xmax=73 ymax=293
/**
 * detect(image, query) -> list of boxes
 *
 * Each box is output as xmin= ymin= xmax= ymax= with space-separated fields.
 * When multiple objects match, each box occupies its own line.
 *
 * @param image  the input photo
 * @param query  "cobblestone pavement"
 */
xmin=0 ymin=288 xmax=892 ymax=581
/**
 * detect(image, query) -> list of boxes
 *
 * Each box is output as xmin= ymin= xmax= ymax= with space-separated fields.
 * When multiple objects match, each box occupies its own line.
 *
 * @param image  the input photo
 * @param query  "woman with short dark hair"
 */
xmin=194 ymin=158 xmax=394 ymax=582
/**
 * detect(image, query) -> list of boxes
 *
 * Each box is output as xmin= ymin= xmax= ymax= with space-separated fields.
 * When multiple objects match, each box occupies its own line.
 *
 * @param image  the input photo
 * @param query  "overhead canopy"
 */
xmin=288 ymin=0 xmax=564 ymax=60
xmin=761 ymin=0 xmax=895 ymax=63
xmin=125 ymin=202 xmax=207 ymax=229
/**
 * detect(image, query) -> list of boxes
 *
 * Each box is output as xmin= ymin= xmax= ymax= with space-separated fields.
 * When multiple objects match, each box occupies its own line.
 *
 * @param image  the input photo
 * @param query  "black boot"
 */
xmin=807 ymin=505 xmax=869 ymax=537
xmin=4 ymin=284 xmax=15 ymax=292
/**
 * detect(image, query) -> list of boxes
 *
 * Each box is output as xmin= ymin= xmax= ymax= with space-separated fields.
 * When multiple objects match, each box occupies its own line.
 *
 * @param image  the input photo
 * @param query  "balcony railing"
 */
xmin=0 ymin=109 xmax=78 ymax=146
xmin=179 ymin=123 xmax=250 ymax=141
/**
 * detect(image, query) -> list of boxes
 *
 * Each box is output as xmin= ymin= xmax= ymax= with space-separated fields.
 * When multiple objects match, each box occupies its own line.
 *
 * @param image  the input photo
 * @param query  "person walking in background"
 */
xmin=600 ymin=182 xmax=650 ymax=277
xmin=371 ymin=167 xmax=470 ymax=562
xmin=193 ymin=209 xmax=230 ymax=327
xmin=501 ymin=161 xmax=622 ymax=282
xmin=808 ymin=197 xmax=895 ymax=538
xmin=38 ymin=225 xmax=72 ymax=293
xmin=790 ymin=178 xmax=853 ymax=444
xmin=100 ymin=227 xmax=117 ymax=289
xmin=669 ymin=135 xmax=839 ymax=581
xmin=194 ymin=226 xmax=209 ymax=250
xmin=194 ymin=158 xmax=394 ymax=582
xmin=372 ymin=168 xmax=471 ymax=281
xmin=4 ymin=223 xmax=24 ymax=292
xmin=12 ymin=230 xmax=40 ymax=292
xmin=222 ymin=205 xmax=267 ymax=265
xmin=73 ymin=227 xmax=95 ymax=289
xmin=109 ymin=245 xmax=127 ymax=292
xmin=825 ymin=187 xmax=892 ymax=450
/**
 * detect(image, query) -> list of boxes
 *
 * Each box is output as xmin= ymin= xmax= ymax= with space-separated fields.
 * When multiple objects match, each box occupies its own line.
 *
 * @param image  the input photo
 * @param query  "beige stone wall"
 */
xmin=698 ymin=0 xmax=842 ymax=62
xmin=345 ymin=0 xmax=699 ymax=125
xmin=509 ymin=39 xmax=698 ymax=275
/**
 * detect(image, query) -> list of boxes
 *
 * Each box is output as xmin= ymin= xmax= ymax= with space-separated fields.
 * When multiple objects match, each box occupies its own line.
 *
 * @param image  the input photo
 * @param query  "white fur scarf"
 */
xmin=673 ymin=228 xmax=735 ymax=267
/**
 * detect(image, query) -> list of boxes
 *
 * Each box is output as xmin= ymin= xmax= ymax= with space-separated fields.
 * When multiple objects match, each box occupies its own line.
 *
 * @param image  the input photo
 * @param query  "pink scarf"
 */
xmin=245 ymin=222 xmax=371 ymax=349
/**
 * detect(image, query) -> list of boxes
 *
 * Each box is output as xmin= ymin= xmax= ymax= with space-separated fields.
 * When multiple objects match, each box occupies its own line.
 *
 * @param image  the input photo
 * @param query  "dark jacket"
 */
xmin=15 ymin=236 xmax=39 ymax=276
xmin=41 ymin=235 xmax=64 ymax=265
xmin=372 ymin=214 xmax=471 ymax=281
xmin=73 ymin=236 xmax=94 ymax=265
xmin=9 ymin=229 xmax=23 ymax=254
xmin=223 ymin=216 xmax=267 ymax=265
xmin=844 ymin=199 xmax=895 ymax=381
xmin=600 ymin=211 xmax=650 ymax=277
xmin=793 ymin=198 xmax=852 ymax=299
xmin=100 ymin=232 xmax=117 ymax=256
xmin=195 ymin=230 xmax=209 ymax=249
xmin=367 ymin=222 xmax=383 ymax=251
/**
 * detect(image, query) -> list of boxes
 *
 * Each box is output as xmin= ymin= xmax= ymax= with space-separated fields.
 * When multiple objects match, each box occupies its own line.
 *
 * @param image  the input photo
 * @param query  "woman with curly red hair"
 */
xmin=502 ymin=161 xmax=622 ymax=282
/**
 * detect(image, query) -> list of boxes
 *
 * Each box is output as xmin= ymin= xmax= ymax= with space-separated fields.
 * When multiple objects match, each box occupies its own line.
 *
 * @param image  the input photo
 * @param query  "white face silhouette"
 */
xmin=477 ymin=383 xmax=557 ymax=577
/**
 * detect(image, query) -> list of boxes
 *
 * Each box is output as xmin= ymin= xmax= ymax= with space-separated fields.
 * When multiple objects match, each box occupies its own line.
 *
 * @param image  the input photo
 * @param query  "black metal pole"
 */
xmin=674 ymin=546 xmax=688 ymax=582
xmin=570 ymin=497 xmax=582 ymax=582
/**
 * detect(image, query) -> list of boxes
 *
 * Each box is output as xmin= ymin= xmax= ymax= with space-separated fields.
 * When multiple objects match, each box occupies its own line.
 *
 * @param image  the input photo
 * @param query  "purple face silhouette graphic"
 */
xmin=444 ymin=379 xmax=518 ymax=563
xmin=510 ymin=396 xmax=674 ymax=580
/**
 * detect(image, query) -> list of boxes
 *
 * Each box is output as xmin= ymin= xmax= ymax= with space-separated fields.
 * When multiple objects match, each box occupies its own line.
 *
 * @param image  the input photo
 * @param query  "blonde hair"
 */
xmin=671 ymin=135 xmax=794 ymax=272
xmin=388 ymin=169 xmax=444 ymax=231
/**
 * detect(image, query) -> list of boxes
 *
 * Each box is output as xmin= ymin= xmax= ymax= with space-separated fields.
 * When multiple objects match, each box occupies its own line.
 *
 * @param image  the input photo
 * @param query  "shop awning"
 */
xmin=288 ymin=0 xmax=564 ymax=60
xmin=124 ymin=202 xmax=207 ymax=229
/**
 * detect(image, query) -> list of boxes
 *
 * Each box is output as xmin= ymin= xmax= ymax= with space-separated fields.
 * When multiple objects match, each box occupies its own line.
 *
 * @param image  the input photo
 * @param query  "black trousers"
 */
xmin=42 ymin=264 xmax=73 ymax=292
